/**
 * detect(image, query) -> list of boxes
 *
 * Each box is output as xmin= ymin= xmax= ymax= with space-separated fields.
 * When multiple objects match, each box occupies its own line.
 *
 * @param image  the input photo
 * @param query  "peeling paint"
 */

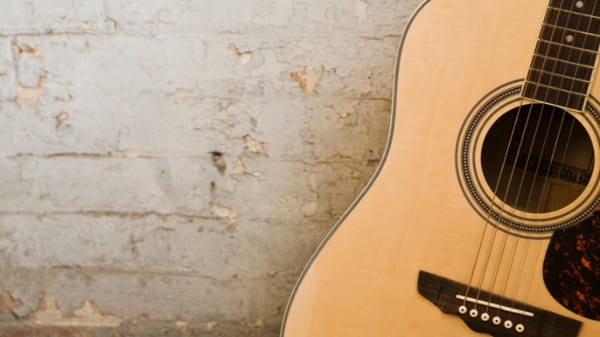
xmin=0 ymin=291 xmax=23 ymax=315
xmin=16 ymin=77 xmax=46 ymax=107
xmin=233 ymin=160 xmax=246 ymax=174
xmin=210 ymin=203 xmax=237 ymax=221
xmin=227 ymin=43 xmax=253 ymax=64
xmin=71 ymin=300 xmax=122 ymax=327
xmin=243 ymin=135 xmax=267 ymax=154
xmin=31 ymin=296 xmax=122 ymax=327
xmin=16 ymin=43 xmax=43 ymax=58
xmin=31 ymin=295 xmax=63 ymax=323
xmin=205 ymin=320 xmax=218 ymax=331
xmin=290 ymin=65 xmax=325 ymax=95
xmin=246 ymin=318 xmax=264 ymax=328
xmin=55 ymin=111 xmax=70 ymax=129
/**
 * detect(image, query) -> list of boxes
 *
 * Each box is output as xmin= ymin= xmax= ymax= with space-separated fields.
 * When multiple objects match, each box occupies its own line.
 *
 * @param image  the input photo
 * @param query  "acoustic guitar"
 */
xmin=281 ymin=1 xmax=600 ymax=336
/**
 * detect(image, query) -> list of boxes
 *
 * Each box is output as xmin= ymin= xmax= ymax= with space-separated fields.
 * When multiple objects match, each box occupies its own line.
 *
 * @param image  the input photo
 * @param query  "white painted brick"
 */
xmin=0 ymin=0 xmax=110 ymax=35
xmin=2 ymin=266 xmax=295 ymax=323
xmin=14 ymin=35 xmax=207 ymax=101
xmin=0 ymin=0 xmax=423 ymax=332
xmin=0 ymin=101 xmax=121 ymax=155
xmin=104 ymin=0 xmax=296 ymax=36
xmin=103 ymin=0 xmax=417 ymax=36
xmin=0 ymin=37 xmax=16 ymax=101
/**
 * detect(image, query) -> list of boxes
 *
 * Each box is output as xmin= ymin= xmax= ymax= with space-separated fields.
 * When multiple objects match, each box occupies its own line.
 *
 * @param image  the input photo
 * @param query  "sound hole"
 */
xmin=481 ymin=104 xmax=594 ymax=213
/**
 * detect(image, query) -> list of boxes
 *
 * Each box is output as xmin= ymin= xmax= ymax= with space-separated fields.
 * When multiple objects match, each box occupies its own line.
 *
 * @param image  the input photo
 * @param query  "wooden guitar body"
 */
xmin=281 ymin=1 xmax=600 ymax=336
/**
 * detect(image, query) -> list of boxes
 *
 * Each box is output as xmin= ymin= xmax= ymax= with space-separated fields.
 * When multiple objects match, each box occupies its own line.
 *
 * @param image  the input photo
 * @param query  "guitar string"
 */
xmin=490 ymin=108 xmax=550 ymax=318
xmin=519 ymin=2 xmax=597 ymax=330
xmin=462 ymin=101 xmax=532 ymax=310
xmin=464 ymin=0 xmax=597 ymax=321
xmin=495 ymin=0 xmax=575 ymax=322
xmin=509 ymin=0 xmax=597 ymax=326
xmin=470 ymin=0 xmax=571 ymax=320
xmin=470 ymin=103 xmax=535 ymax=312
xmin=524 ymin=0 xmax=599 ymax=315
xmin=464 ymin=0 xmax=557 ymax=313
xmin=478 ymin=0 xmax=567 ymax=319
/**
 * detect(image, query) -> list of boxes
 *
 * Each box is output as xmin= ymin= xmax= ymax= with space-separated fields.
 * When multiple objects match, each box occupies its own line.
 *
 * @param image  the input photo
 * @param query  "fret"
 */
xmin=535 ymin=40 xmax=597 ymax=67
xmin=523 ymin=1 xmax=600 ymax=111
xmin=550 ymin=0 xmax=600 ymax=17
xmin=527 ymin=69 xmax=590 ymax=94
xmin=522 ymin=82 xmax=586 ymax=110
xmin=540 ymin=24 xmax=600 ymax=51
xmin=547 ymin=8 xmax=600 ymax=34
xmin=531 ymin=54 xmax=595 ymax=74
xmin=524 ymin=80 xmax=587 ymax=96
xmin=550 ymin=6 xmax=598 ymax=20
xmin=528 ymin=67 xmax=591 ymax=84
xmin=539 ymin=36 xmax=600 ymax=54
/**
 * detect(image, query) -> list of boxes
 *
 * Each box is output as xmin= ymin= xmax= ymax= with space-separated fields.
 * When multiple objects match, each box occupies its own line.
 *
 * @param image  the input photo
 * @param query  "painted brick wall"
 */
xmin=0 ymin=0 xmax=421 ymax=335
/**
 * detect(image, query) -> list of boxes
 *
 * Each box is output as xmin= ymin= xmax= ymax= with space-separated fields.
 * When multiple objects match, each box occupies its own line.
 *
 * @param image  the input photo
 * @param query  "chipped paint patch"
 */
xmin=204 ymin=321 xmax=218 ymax=331
xmin=246 ymin=318 xmax=264 ymax=328
xmin=71 ymin=300 xmax=122 ymax=327
xmin=290 ymin=65 xmax=325 ymax=95
xmin=32 ymin=295 xmax=63 ymax=323
xmin=16 ymin=77 xmax=46 ymax=107
xmin=55 ymin=111 xmax=70 ymax=129
xmin=0 ymin=291 xmax=23 ymax=315
xmin=31 ymin=296 xmax=122 ymax=327
xmin=16 ymin=43 xmax=44 ymax=58
xmin=210 ymin=203 xmax=237 ymax=223
xmin=233 ymin=160 xmax=246 ymax=174
xmin=243 ymin=135 xmax=267 ymax=154
xmin=227 ymin=43 xmax=253 ymax=64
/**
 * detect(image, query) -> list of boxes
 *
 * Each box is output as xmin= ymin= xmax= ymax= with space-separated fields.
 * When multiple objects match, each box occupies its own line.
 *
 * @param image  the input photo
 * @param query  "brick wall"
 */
xmin=0 ymin=0 xmax=421 ymax=335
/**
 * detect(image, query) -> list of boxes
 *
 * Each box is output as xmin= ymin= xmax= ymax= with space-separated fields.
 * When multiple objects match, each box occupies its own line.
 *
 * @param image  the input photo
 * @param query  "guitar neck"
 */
xmin=522 ymin=0 xmax=600 ymax=111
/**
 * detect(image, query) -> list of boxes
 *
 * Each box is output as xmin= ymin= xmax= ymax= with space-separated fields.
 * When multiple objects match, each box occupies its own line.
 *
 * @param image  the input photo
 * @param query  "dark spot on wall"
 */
xmin=210 ymin=151 xmax=226 ymax=175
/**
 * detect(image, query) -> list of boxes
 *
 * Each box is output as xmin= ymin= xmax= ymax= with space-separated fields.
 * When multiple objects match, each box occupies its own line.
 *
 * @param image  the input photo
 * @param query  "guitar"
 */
xmin=281 ymin=1 xmax=600 ymax=336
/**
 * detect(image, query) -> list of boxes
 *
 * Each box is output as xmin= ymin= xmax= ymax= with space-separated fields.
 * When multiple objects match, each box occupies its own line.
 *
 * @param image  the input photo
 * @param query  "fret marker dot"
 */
xmin=566 ymin=35 xmax=574 ymax=43
xmin=576 ymin=1 xmax=584 ymax=8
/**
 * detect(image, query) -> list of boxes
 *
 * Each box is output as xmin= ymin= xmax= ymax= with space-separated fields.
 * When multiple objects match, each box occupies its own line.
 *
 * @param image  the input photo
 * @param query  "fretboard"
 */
xmin=522 ymin=0 xmax=600 ymax=111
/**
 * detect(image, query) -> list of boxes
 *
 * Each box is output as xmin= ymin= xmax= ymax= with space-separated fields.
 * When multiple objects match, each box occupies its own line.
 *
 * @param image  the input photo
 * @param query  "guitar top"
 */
xmin=281 ymin=1 xmax=600 ymax=336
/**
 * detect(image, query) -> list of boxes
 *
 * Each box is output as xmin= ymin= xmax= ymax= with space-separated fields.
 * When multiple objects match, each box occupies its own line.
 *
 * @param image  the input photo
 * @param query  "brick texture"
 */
xmin=0 ymin=0 xmax=421 ymax=335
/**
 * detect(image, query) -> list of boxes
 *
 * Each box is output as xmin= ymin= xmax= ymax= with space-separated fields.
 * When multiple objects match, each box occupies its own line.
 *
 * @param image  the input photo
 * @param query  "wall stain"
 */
xmin=290 ymin=65 xmax=325 ymax=95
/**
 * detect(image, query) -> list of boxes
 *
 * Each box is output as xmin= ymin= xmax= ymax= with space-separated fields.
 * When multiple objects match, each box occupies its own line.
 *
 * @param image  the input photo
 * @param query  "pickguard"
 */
xmin=544 ymin=210 xmax=600 ymax=321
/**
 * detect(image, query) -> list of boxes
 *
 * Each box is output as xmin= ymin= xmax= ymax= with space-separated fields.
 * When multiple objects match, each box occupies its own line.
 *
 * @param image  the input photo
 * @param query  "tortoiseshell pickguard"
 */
xmin=543 ymin=210 xmax=600 ymax=321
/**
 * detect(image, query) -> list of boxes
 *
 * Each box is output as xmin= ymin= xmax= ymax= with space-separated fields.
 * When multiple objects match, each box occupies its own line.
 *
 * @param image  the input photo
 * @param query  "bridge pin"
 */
xmin=492 ymin=316 xmax=502 ymax=325
xmin=504 ymin=320 xmax=513 ymax=329
xmin=516 ymin=324 xmax=525 ymax=333
xmin=458 ymin=305 xmax=468 ymax=314
xmin=481 ymin=312 xmax=490 ymax=321
xmin=469 ymin=309 xmax=479 ymax=318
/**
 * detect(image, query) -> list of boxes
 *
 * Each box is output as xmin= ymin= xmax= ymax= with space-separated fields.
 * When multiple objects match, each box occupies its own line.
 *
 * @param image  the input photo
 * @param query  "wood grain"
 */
xmin=281 ymin=1 xmax=600 ymax=336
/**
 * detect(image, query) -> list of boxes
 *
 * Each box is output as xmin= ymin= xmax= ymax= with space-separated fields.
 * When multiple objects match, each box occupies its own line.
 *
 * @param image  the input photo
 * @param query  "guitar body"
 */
xmin=281 ymin=1 xmax=600 ymax=337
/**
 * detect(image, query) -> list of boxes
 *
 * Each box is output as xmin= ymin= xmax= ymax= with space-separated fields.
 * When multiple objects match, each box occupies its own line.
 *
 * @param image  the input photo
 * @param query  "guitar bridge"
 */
xmin=417 ymin=271 xmax=581 ymax=337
